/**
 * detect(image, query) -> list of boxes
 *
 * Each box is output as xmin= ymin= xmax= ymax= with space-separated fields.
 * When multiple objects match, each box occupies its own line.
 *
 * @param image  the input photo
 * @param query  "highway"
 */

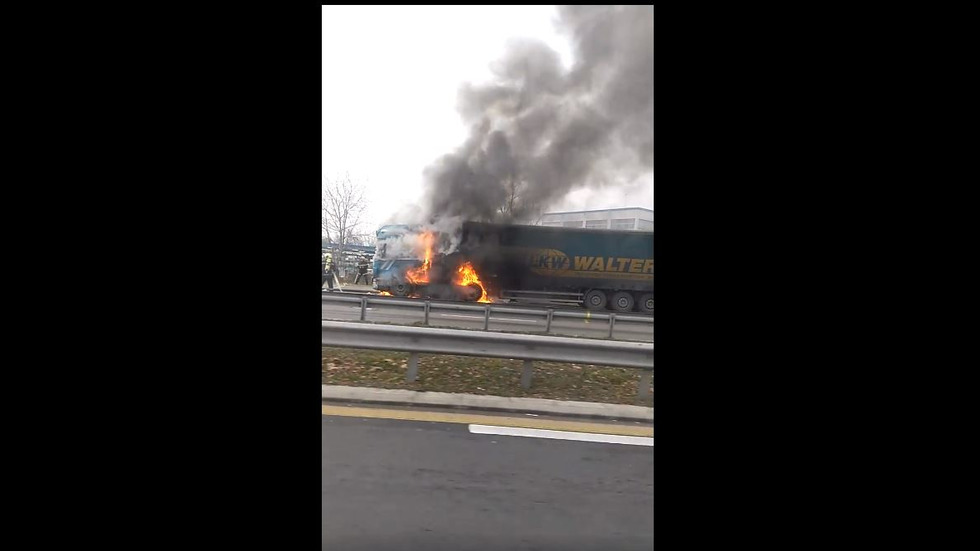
xmin=322 ymin=405 xmax=654 ymax=550
xmin=321 ymin=298 xmax=654 ymax=342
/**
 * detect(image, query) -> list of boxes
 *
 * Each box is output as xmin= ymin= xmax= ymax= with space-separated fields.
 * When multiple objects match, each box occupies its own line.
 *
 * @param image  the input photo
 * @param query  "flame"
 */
xmin=456 ymin=261 xmax=491 ymax=303
xmin=378 ymin=291 xmax=392 ymax=296
xmin=405 ymin=232 xmax=434 ymax=284
xmin=392 ymin=231 xmax=492 ymax=303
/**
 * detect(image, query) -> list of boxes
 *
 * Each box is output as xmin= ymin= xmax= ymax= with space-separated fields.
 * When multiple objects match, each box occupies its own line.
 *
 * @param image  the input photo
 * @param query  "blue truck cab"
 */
xmin=373 ymin=224 xmax=424 ymax=296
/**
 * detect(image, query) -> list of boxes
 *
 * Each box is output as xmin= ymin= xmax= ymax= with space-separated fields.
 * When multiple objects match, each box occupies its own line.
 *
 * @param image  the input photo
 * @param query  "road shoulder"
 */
xmin=322 ymin=384 xmax=654 ymax=422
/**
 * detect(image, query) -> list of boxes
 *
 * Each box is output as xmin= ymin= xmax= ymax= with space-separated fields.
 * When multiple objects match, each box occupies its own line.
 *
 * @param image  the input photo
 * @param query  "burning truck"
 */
xmin=371 ymin=224 xmax=490 ymax=303
xmin=372 ymin=221 xmax=653 ymax=313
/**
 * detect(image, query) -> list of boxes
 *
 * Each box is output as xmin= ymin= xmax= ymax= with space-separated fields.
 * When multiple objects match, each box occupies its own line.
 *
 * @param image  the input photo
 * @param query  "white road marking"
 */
xmin=468 ymin=424 xmax=653 ymax=446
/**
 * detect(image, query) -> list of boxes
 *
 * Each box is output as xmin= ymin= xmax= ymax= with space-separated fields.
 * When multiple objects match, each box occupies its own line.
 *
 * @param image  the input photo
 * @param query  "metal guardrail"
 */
xmin=321 ymin=292 xmax=653 ymax=339
xmin=322 ymin=320 xmax=654 ymax=400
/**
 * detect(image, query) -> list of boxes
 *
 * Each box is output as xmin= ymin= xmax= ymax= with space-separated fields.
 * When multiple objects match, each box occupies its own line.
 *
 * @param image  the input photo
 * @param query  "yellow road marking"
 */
xmin=322 ymin=404 xmax=653 ymax=437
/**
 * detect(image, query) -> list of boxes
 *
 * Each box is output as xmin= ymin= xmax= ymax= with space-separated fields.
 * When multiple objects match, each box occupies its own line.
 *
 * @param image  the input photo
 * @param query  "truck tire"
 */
xmin=611 ymin=291 xmax=635 ymax=313
xmin=465 ymin=283 xmax=484 ymax=301
xmin=583 ymin=289 xmax=608 ymax=311
xmin=636 ymin=292 xmax=654 ymax=314
xmin=392 ymin=282 xmax=412 ymax=297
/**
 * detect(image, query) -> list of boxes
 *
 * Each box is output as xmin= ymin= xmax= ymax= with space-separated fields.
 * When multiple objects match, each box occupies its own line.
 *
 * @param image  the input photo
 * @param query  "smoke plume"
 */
xmin=421 ymin=5 xmax=653 ymax=225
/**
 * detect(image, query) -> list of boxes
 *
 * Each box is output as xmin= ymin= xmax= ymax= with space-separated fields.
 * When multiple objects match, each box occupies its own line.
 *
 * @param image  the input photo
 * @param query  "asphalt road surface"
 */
xmin=321 ymin=299 xmax=654 ymax=342
xmin=322 ymin=407 xmax=654 ymax=550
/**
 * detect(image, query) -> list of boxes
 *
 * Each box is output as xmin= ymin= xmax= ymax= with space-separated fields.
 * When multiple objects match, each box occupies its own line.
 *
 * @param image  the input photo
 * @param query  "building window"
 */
xmin=562 ymin=221 xmax=584 ymax=228
xmin=636 ymin=219 xmax=653 ymax=231
xmin=585 ymin=219 xmax=609 ymax=229
xmin=610 ymin=218 xmax=635 ymax=230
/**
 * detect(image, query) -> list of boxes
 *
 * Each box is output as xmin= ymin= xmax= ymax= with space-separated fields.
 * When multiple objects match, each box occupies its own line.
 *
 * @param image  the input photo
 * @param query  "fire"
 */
xmin=405 ymin=232 xmax=435 ymax=284
xmin=391 ymin=230 xmax=492 ymax=303
xmin=456 ymin=261 xmax=491 ymax=303
xmin=378 ymin=291 xmax=392 ymax=296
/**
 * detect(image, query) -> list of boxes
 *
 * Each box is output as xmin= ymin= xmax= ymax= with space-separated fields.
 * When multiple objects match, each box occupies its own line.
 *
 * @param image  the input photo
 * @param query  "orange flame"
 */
xmin=378 ymin=291 xmax=392 ymax=296
xmin=405 ymin=232 xmax=434 ymax=284
xmin=456 ymin=261 xmax=492 ymax=303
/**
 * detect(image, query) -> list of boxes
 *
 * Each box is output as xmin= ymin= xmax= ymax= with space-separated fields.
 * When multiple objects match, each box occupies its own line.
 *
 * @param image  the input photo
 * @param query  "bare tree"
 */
xmin=496 ymin=174 xmax=539 ymax=223
xmin=322 ymin=173 xmax=369 ymax=257
xmin=345 ymin=232 xmax=375 ymax=247
xmin=493 ymin=65 xmax=540 ymax=225
xmin=496 ymin=175 xmax=520 ymax=221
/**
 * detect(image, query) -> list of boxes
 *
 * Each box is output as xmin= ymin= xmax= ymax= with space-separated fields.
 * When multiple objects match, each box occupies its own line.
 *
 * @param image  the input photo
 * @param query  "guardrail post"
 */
xmin=483 ymin=305 xmax=490 ymax=331
xmin=545 ymin=308 xmax=554 ymax=333
xmin=608 ymin=313 xmax=616 ymax=339
xmin=406 ymin=352 xmax=419 ymax=382
xmin=637 ymin=370 xmax=652 ymax=401
xmin=423 ymin=301 xmax=430 ymax=325
xmin=521 ymin=360 xmax=534 ymax=389
xmin=360 ymin=297 xmax=368 ymax=321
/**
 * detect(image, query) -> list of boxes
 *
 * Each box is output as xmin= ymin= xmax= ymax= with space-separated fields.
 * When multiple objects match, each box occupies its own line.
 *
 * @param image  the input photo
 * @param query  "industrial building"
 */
xmin=537 ymin=207 xmax=653 ymax=231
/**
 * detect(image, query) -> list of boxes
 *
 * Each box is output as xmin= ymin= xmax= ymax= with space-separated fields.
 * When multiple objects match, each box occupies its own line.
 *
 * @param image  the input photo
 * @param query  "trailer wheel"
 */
xmin=583 ymin=289 xmax=608 ymax=310
xmin=636 ymin=293 xmax=654 ymax=314
xmin=611 ymin=291 xmax=634 ymax=313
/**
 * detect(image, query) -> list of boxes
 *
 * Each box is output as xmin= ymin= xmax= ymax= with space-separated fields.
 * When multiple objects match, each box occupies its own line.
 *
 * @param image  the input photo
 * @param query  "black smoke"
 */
xmin=421 ymin=5 xmax=653 ymax=224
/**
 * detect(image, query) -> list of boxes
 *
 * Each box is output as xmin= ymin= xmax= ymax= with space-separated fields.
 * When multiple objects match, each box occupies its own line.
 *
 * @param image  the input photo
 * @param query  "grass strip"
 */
xmin=322 ymin=346 xmax=653 ymax=407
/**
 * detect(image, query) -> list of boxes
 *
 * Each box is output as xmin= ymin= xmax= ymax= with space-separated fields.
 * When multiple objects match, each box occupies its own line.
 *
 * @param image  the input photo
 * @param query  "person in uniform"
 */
xmin=354 ymin=256 xmax=370 ymax=285
xmin=324 ymin=253 xmax=339 ymax=290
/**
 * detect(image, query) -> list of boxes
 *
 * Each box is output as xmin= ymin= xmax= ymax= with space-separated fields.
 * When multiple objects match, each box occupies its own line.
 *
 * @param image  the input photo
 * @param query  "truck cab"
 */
xmin=372 ymin=225 xmax=419 ymax=296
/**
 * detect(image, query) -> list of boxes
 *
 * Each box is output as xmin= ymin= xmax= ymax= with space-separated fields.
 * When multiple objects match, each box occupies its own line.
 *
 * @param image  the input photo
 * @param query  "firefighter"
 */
xmin=324 ymin=253 xmax=339 ymax=290
xmin=354 ymin=256 xmax=370 ymax=285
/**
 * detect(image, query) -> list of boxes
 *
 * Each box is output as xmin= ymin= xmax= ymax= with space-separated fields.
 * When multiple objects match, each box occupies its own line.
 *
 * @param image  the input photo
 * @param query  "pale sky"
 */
xmin=322 ymin=5 xmax=653 ymax=234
